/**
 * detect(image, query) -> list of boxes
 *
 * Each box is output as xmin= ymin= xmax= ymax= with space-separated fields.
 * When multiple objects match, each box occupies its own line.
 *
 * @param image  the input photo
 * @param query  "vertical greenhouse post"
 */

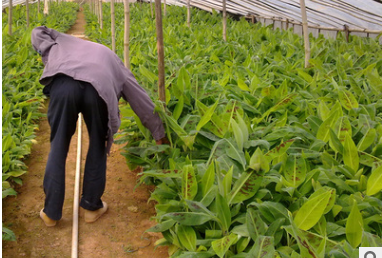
xmin=26 ymin=0 xmax=30 ymax=27
xmin=8 ymin=0 xmax=12 ymax=35
xmin=99 ymin=0 xmax=103 ymax=29
xmin=150 ymin=0 xmax=153 ymax=18
xmin=299 ymin=0 xmax=310 ymax=68
xmin=111 ymin=0 xmax=116 ymax=52
xmin=38 ymin=0 xmax=40 ymax=14
xmin=187 ymin=0 xmax=190 ymax=27
xmin=155 ymin=0 xmax=166 ymax=103
xmin=44 ymin=0 xmax=49 ymax=16
xmin=222 ymin=0 xmax=227 ymax=41
xmin=124 ymin=0 xmax=130 ymax=69
xmin=163 ymin=0 xmax=166 ymax=16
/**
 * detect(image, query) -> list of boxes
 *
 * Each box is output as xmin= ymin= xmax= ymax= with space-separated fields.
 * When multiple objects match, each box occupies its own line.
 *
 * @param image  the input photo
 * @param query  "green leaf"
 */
xmin=294 ymin=190 xmax=331 ymax=230
xmin=247 ymin=236 xmax=275 ymax=258
xmin=338 ymin=89 xmax=359 ymax=110
xmin=237 ymin=77 xmax=250 ymax=91
xmin=283 ymin=155 xmax=306 ymax=188
xmin=343 ymin=133 xmax=359 ymax=173
xmin=265 ymin=139 xmax=295 ymax=162
xmin=139 ymin=64 xmax=158 ymax=84
xmin=173 ymin=95 xmax=184 ymax=121
xmin=2 ymin=227 xmax=16 ymax=241
xmin=246 ymin=208 xmax=267 ymax=242
xmin=211 ymin=233 xmax=238 ymax=258
xmin=229 ymin=171 xmax=262 ymax=205
xmin=316 ymin=111 xmax=339 ymax=143
xmin=196 ymin=100 xmax=219 ymax=131
xmin=357 ymin=128 xmax=376 ymax=151
xmin=146 ymin=220 xmax=176 ymax=233
xmin=177 ymin=225 xmax=197 ymax=251
xmin=201 ymin=162 xmax=215 ymax=196
xmin=366 ymin=165 xmax=382 ymax=196
xmin=249 ymin=148 xmax=270 ymax=173
xmin=182 ymin=165 xmax=198 ymax=201
xmin=216 ymin=193 xmax=231 ymax=234
xmin=164 ymin=212 xmax=215 ymax=226
xmin=231 ymin=119 xmax=244 ymax=150
xmin=346 ymin=200 xmax=363 ymax=248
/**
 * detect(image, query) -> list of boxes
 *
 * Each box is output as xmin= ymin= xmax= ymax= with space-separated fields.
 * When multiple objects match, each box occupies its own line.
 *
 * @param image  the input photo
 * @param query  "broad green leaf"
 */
xmin=294 ymin=190 xmax=331 ymax=230
xmin=357 ymin=128 xmax=376 ymax=151
xmin=231 ymin=119 xmax=244 ymax=150
xmin=329 ymin=128 xmax=344 ymax=154
xmin=211 ymin=233 xmax=238 ymax=258
xmin=316 ymin=111 xmax=339 ymax=143
xmin=139 ymin=65 xmax=158 ymax=84
xmin=318 ymin=101 xmax=330 ymax=121
xmin=346 ymin=200 xmax=363 ymax=248
xmin=2 ymin=227 xmax=16 ymax=241
xmin=246 ymin=208 xmax=267 ymax=242
xmin=222 ymin=167 xmax=233 ymax=199
xmin=216 ymin=193 xmax=231 ymax=234
xmin=201 ymin=162 xmax=215 ymax=196
xmin=366 ymin=165 xmax=382 ymax=195
xmin=182 ymin=165 xmax=198 ymax=201
xmin=333 ymin=116 xmax=352 ymax=145
xmin=283 ymin=155 xmax=306 ymax=188
xmin=286 ymin=213 xmax=319 ymax=258
xmin=247 ymin=236 xmax=275 ymax=258
xmin=265 ymin=139 xmax=295 ymax=162
xmin=237 ymin=77 xmax=250 ymax=91
xmin=343 ymin=133 xmax=359 ymax=173
xmin=196 ymin=100 xmax=219 ymax=131
xmin=338 ymin=89 xmax=359 ymax=110
xmin=173 ymin=95 xmax=184 ymax=121
xmin=229 ymin=171 xmax=262 ymax=205
xmin=177 ymin=225 xmax=197 ymax=251
xmin=164 ymin=212 xmax=215 ymax=226
xmin=359 ymin=152 xmax=382 ymax=167
xmin=146 ymin=219 xmax=176 ymax=233
xmin=309 ymin=186 xmax=336 ymax=214
xmin=249 ymin=148 xmax=270 ymax=173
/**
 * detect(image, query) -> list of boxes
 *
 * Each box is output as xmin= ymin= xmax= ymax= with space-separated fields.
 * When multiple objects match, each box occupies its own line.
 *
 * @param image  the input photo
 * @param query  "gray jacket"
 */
xmin=31 ymin=26 xmax=165 ymax=153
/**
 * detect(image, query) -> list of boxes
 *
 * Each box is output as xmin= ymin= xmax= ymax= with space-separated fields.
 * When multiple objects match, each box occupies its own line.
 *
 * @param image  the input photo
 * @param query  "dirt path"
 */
xmin=2 ymin=9 xmax=168 ymax=258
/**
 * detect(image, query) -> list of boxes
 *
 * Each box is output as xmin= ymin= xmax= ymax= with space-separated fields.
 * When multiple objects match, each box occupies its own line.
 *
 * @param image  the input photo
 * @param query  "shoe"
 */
xmin=84 ymin=201 xmax=108 ymax=223
xmin=40 ymin=209 xmax=57 ymax=227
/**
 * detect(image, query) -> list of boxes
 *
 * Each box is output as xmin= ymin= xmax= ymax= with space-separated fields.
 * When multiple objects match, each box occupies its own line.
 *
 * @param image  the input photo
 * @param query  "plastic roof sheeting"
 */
xmin=164 ymin=0 xmax=382 ymax=31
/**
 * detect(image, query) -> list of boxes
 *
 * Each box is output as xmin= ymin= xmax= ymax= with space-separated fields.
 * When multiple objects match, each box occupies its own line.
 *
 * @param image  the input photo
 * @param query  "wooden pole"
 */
xmin=299 ymin=0 xmax=310 ymax=68
xmin=150 ymin=0 xmax=153 ymax=19
xmin=222 ymin=0 xmax=226 ymax=41
xmin=8 ymin=0 xmax=12 ymax=35
xmin=155 ymin=0 xmax=166 ymax=103
xmin=124 ymin=0 xmax=130 ymax=69
xmin=187 ymin=0 xmax=190 ymax=27
xmin=26 ymin=0 xmax=30 ymax=27
xmin=44 ymin=0 xmax=48 ymax=16
xmin=99 ymin=0 xmax=103 ymax=29
xmin=163 ymin=0 xmax=166 ymax=16
xmin=111 ymin=0 xmax=116 ymax=52
xmin=38 ymin=0 xmax=40 ymax=15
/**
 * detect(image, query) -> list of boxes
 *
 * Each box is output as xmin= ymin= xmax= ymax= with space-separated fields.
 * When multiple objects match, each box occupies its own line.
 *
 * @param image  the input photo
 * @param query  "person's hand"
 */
xmin=156 ymin=136 xmax=170 ymax=145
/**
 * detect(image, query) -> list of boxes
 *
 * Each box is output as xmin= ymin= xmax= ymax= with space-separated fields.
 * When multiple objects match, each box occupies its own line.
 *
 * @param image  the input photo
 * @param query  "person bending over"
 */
xmin=31 ymin=26 xmax=168 ymax=227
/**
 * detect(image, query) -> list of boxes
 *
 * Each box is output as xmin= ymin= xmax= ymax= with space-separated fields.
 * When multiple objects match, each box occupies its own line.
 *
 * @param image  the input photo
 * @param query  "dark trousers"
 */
xmin=43 ymin=75 xmax=108 ymax=220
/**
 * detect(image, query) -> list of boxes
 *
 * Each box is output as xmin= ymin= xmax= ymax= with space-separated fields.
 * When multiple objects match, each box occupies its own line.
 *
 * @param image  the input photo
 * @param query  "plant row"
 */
xmin=84 ymin=3 xmax=382 ymax=257
xmin=2 ymin=2 xmax=79 ymax=241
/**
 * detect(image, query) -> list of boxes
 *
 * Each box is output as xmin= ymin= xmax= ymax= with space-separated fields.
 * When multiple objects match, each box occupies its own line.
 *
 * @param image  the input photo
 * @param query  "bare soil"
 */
xmin=2 ymin=9 xmax=168 ymax=258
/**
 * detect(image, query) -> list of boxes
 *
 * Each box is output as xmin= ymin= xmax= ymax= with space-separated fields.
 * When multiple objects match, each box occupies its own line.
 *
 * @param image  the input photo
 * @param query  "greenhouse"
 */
xmin=2 ymin=0 xmax=382 ymax=257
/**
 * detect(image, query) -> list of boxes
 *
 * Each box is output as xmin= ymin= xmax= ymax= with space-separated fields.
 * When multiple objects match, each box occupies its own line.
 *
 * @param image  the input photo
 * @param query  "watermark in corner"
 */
xmin=360 ymin=247 xmax=382 ymax=258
